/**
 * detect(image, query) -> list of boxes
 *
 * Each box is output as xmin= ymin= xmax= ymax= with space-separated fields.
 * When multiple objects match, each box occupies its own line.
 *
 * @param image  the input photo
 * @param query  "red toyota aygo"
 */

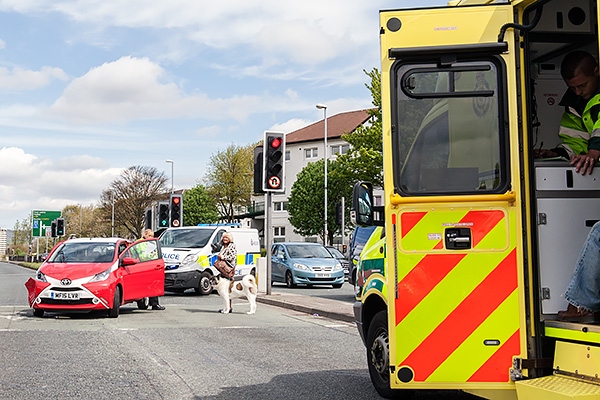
xmin=25 ymin=237 xmax=165 ymax=318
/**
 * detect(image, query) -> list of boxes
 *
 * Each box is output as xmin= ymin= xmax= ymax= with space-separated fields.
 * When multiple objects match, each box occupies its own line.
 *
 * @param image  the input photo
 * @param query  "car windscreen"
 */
xmin=287 ymin=244 xmax=333 ymax=259
xmin=48 ymin=242 xmax=116 ymax=263
xmin=159 ymin=228 xmax=215 ymax=248
xmin=327 ymin=247 xmax=344 ymax=259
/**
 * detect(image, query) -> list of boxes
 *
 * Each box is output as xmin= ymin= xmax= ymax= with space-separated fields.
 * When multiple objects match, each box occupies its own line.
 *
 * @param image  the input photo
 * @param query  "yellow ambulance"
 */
xmin=352 ymin=1 xmax=600 ymax=398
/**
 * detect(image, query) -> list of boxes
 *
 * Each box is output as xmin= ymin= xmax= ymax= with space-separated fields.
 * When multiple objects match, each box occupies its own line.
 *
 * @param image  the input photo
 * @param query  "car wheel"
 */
xmin=285 ymin=270 xmax=296 ymax=288
xmin=332 ymin=283 xmax=343 ymax=289
xmin=194 ymin=271 xmax=213 ymax=295
xmin=108 ymin=287 xmax=121 ymax=318
xmin=33 ymin=308 xmax=44 ymax=317
xmin=137 ymin=297 xmax=149 ymax=310
xmin=367 ymin=311 xmax=408 ymax=399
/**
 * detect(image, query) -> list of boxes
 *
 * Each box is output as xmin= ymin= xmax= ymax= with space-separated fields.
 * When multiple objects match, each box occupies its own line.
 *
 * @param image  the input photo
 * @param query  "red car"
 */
xmin=25 ymin=237 xmax=165 ymax=318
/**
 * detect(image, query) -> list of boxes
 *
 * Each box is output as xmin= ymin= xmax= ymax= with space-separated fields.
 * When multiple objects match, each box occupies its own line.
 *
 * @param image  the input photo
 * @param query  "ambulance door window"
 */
xmin=394 ymin=58 xmax=508 ymax=195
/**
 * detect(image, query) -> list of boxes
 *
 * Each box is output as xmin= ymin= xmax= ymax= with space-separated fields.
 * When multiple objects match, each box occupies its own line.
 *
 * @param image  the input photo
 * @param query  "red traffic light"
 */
xmin=172 ymin=196 xmax=181 ymax=205
xmin=270 ymin=137 xmax=282 ymax=149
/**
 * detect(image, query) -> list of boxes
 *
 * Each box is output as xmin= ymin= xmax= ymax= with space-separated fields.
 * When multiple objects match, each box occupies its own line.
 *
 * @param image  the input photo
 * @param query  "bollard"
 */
xmin=257 ymin=257 xmax=267 ymax=293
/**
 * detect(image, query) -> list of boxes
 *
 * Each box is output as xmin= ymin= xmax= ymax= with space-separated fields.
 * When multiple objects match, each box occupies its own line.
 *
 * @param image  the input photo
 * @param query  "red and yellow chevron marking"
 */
xmin=392 ymin=208 xmax=521 ymax=384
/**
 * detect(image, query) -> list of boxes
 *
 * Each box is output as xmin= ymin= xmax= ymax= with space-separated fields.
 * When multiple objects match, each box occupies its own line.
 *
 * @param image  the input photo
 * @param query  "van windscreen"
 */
xmin=159 ymin=228 xmax=215 ymax=248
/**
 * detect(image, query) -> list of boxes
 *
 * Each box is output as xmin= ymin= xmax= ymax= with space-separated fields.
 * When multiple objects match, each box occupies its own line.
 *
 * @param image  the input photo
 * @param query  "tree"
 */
xmin=288 ymin=68 xmax=383 ymax=243
xmin=61 ymin=203 xmax=102 ymax=238
xmin=183 ymin=184 xmax=220 ymax=226
xmin=288 ymin=159 xmax=341 ymax=244
xmin=205 ymin=143 xmax=255 ymax=222
xmin=99 ymin=166 xmax=169 ymax=239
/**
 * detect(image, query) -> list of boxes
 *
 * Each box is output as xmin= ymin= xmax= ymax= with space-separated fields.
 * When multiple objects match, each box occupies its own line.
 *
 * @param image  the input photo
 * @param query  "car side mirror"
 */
xmin=120 ymin=257 xmax=137 ymax=266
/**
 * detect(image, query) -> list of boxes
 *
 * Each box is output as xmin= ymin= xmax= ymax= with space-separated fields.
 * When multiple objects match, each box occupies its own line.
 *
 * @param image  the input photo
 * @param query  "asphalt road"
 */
xmin=2 ymin=262 xmax=481 ymax=400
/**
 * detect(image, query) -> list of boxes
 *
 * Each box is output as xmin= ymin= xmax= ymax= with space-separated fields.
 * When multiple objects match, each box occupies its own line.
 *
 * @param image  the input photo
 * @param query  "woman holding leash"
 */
xmin=216 ymin=232 xmax=237 ymax=312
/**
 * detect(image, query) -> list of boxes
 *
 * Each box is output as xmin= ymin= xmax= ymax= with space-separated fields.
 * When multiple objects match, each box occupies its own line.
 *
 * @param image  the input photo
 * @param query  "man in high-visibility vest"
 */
xmin=140 ymin=229 xmax=165 ymax=310
xmin=547 ymin=50 xmax=600 ymax=175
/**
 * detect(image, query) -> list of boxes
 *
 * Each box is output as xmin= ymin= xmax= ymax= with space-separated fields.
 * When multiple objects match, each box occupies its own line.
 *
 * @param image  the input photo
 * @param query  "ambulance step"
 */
xmin=515 ymin=375 xmax=600 ymax=399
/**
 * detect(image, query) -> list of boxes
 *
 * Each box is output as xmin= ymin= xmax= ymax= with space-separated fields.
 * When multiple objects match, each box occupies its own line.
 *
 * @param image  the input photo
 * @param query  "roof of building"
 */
xmin=286 ymin=109 xmax=372 ymax=145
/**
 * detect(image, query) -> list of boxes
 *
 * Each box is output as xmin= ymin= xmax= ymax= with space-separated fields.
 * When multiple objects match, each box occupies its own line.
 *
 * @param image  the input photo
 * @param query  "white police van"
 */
xmin=158 ymin=224 xmax=261 ymax=295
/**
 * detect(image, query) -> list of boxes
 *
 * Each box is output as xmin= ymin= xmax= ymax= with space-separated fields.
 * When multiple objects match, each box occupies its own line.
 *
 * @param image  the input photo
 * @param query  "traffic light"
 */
xmin=253 ymin=145 xmax=264 ymax=194
xmin=56 ymin=218 xmax=65 ymax=236
xmin=51 ymin=221 xmax=57 ymax=238
xmin=262 ymin=131 xmax=285 ymax=192
xmin=169 ymin=194 xmax=183 ymax=227
xmin=157 ymin=201 xmax=169 ymax=228
xmin=144 ymin=208 xmax=153 ymax=230
xmin=335 ymin=202 xmax=343 ymax=225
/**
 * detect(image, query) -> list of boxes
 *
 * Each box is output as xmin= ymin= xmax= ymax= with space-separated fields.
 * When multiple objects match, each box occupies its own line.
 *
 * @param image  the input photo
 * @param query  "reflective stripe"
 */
xmin=393 ymin=209 xmax=520 ymax=383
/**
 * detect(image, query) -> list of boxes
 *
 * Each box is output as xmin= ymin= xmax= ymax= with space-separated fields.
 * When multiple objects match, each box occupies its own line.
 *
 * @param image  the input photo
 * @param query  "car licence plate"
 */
xmin=51 ymin=292 xmax=79 ymax=300
xmin=315 ymin=273 xmax=331 ymax=278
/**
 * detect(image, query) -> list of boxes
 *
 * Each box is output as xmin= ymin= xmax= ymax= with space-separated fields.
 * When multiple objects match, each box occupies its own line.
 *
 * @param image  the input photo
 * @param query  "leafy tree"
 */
xmin=288 ymin=159 xmax=343 ymax=244
xmin=205 ymin=143 xmax=255 ymax=222
xmin=99 ymin=166 xmax=169 ymax=239
xmin=10 ymin=217 xmax=32 ymax=256
xmin=183 ymin=184 xmax=219 ymax=226
xmin=61 ymin=203 xmax=103 ymax=238
xmin=289 ymin=68 xmax=383 ymax=243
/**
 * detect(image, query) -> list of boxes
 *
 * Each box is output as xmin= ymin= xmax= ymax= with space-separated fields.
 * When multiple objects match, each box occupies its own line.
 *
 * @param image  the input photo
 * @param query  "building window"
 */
xmin=285 ymin=150 xmax=290 ymax=161
xmin=273 ymin=201 xmax=288 ymax=211
xmin=305 ymin=147 xmax=318 ymax=159
xmin=331 ymin=144 xmax=350 ymax=156
xmin=274 ymin=226 xmax=286 ymax=237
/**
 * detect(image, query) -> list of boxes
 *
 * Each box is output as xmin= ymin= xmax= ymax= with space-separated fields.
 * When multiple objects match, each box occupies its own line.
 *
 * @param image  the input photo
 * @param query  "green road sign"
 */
xmin=32 ymin=210 xmax=62 ymax=237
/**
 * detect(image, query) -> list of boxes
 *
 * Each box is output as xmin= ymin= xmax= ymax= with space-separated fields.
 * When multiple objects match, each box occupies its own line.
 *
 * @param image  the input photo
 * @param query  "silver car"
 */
xmin=271 ymin=242 xmax=345 ymax=288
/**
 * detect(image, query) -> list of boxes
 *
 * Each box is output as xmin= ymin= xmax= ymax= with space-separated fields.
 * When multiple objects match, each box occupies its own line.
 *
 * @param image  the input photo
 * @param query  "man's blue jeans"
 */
xmin=565 ymin=221 xmax=600 ymax=312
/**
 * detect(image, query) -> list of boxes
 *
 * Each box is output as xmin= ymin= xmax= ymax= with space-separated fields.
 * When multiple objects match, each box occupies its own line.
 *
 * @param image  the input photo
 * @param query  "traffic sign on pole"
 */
xmin=32 ymin=210 xmax=62 ymax=237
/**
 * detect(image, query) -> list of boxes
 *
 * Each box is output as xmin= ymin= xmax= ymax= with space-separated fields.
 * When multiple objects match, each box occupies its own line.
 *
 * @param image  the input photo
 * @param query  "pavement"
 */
xmin=255 ymin=291 xmax=355 ymax=323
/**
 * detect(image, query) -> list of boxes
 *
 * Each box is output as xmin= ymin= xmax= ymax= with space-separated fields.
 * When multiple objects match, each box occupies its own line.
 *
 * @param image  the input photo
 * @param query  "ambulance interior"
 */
xmin=524 ymin=0 xmax=600 ymax=317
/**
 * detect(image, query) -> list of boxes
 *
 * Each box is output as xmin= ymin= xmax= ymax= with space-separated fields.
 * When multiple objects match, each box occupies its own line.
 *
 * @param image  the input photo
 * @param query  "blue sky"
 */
xmin=0 ymin=0 xmax=444 ymax=230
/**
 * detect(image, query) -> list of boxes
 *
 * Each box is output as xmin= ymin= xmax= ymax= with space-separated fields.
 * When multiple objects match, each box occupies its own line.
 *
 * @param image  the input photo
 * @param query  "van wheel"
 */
xmin=108 ymin=287 xmax=121 ymax=318
xmin=285 ymin=271 xmax=296 ymax=288
xmin=367 ymin=311 xmax=408 ymax=399
xmin=195 ymin=271 xmax=213 ymax=295
xmin=137 ymin=297 xmax=149 ymax=310
xmin=250 ymin=268 xmax=256 ymax=277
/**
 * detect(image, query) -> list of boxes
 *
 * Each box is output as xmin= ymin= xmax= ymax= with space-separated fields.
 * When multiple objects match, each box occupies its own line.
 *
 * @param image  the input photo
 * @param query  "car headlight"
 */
xmin=293 ymin=262 xmax=310 ymax=271
xmin=181 ymin=254 xmax=199 ymax=267
xmin=333 ymin=263 xmax=342 ymax=271
xmin=36 ymin=270 xmax=47 ymax=282
xmin=89 ymin=268 xmax=111 ymax=283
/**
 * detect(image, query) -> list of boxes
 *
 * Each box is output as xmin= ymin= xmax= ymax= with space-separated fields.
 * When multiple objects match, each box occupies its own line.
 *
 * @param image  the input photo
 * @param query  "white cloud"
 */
xmin=0 ymin=66 xmax=69 ymax=90
xmin=0 ymin=147 xmax=121 ymax=228
xmin=0 ymin=38 xmax=5 ymax=49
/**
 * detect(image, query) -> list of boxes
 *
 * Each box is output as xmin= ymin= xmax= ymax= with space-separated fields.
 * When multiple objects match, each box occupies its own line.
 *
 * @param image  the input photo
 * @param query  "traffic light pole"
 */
xmin=265 ymin=191 xmax=272 ymax=295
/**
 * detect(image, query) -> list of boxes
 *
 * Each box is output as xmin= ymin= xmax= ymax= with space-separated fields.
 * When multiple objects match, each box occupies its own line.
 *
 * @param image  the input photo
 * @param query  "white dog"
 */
xmin=210 ymin=274 xmax=258 ymax=315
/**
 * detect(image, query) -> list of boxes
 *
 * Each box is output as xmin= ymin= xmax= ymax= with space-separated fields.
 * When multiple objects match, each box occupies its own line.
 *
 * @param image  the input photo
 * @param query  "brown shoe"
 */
xmin=557 ymin=303 xmax=599 ymax=323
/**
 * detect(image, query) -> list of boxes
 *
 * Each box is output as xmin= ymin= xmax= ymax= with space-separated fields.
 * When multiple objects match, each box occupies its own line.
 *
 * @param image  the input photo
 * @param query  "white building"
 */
xmin=248 ymin=109 xmax=373 ymax=248
xmin=0 ymin=228 xmax=8 ymax=260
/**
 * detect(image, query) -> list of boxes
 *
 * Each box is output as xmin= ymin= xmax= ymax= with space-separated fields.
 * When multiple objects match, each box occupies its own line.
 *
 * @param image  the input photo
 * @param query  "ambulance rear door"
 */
xmin=379 ymin=3 xmax=528 ymax=391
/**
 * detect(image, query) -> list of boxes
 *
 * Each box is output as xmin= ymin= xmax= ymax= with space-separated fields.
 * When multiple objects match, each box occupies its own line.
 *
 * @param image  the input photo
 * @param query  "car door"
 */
xmin=120 ymin=239 xmax=165 ymax=301
xmin=271 ymin=244 xmax=285 ymax=282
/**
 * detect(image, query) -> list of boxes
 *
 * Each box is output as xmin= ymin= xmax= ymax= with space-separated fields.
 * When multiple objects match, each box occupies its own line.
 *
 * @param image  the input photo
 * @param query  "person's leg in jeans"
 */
xmin=559 ymin=221 xmax=600 ymax=320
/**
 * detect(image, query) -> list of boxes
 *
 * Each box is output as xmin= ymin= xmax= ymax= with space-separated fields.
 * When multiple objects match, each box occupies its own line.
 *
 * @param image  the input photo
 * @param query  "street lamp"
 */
xmin=316 ymin=103 xmax=328 ymax=246
xmin=166 ymin=159 xmax=174 ymax=194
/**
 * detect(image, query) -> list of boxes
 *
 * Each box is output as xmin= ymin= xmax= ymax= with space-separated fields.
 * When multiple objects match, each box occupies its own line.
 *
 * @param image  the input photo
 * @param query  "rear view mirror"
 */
xmin=352 ymin=181 xmax=374 ymax=226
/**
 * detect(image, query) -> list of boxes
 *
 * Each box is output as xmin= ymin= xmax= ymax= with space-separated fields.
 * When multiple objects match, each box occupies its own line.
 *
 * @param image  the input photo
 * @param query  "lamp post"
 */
xmin=316 ymin=103 xmax=328 ymax=246
xmin=166 ymin=159 xmax=174 ymax=194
